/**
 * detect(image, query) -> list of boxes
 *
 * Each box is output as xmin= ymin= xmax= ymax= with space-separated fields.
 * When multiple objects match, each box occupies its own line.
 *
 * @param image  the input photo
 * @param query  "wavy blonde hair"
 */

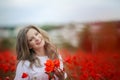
xmin=16 ymin=25 xmax=58 ymax=68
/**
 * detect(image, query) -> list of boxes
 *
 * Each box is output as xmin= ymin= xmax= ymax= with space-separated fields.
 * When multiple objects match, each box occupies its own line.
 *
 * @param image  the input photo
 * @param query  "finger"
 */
xmin=54 ymin=68 xmax=59 ymax=74
xmin=54 ymin=70 xmax=60 ymax=77
xmin=54 ymin=68 xmax=65 ymax=79
xmin=54 ymin=68 xmax=63 ymax=76
xmin=58 ymin=68 xmax=64 ymax=74
xmin=57 ymin=68 xmax=64 ymax=75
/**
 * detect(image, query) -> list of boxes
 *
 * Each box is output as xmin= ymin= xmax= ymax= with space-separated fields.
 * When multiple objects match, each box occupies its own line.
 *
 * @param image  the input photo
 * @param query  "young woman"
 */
xmin=14 ymin=25 xmax=67 ymax=80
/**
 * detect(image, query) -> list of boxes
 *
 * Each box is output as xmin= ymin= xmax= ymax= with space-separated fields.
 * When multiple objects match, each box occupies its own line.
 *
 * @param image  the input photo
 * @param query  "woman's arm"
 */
xmin=14 ymin=61 xmax=30 ymax=80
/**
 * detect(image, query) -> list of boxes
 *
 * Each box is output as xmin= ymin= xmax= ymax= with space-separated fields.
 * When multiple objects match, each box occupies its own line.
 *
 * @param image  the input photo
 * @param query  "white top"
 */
xmin=14 ymin=55 xmax=67 ymax=80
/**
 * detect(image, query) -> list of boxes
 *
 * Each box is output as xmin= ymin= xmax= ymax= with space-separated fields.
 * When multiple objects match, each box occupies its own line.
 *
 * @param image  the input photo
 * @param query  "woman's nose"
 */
xmin=34 ymin=36 xmax=39 ymax=41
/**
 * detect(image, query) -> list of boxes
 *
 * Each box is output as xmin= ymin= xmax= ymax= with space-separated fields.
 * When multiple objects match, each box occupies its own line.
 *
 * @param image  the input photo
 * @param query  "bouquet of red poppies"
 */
xmin=44 ymin=59 xmax=60 ymax=80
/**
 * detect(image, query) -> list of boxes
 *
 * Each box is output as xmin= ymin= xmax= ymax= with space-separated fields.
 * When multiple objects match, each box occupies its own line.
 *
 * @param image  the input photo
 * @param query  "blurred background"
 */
xmin=0 ymin=0 xmax=120 ymax=80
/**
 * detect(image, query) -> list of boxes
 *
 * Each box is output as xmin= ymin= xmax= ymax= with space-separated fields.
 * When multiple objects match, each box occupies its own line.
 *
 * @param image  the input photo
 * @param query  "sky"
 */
xmin=0 ymin=0 xmax=120 ymax=26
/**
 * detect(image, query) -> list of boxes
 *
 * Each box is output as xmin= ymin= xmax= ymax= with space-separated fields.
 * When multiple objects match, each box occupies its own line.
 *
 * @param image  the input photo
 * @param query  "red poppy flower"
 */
xmin=22 ymin=72 xmax=28 ymax=78
xmin=44 ymin=59 xmax=54 ymax=73
xmin=64 ymin=56 xmax=72 ymax=64
xmin=53 ymin=59 xmax=60 ymax=68
xmin=44 ymin=59 xmax=61 ymax=80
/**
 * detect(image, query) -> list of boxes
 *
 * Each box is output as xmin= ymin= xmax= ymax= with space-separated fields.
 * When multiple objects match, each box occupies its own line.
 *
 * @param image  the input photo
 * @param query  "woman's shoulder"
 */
xmin=18 ymin=60 xmax=30 ymax=67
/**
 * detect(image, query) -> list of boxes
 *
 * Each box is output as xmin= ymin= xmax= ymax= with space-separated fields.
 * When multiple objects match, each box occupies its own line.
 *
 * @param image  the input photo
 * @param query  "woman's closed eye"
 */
xmin=29 ymin=37 xmax=33 ymax=41
xmin=35 ymin=32 xmax=39 ymax=36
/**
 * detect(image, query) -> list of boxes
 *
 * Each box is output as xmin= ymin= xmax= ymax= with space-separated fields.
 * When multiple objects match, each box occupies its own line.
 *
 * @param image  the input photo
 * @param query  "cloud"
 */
xmin=0 ymin=0 xmax=120 ymax=26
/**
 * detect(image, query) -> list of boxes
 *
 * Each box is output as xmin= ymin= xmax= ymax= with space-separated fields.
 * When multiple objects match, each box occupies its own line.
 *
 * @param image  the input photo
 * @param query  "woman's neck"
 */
xmin=34 ymin=47 xmax=46 ymax=56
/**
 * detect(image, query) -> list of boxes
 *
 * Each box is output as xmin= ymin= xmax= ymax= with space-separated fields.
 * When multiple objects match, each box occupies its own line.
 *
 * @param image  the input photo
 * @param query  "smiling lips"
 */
xmin=36 ymin=39 xmax=42 ymax=45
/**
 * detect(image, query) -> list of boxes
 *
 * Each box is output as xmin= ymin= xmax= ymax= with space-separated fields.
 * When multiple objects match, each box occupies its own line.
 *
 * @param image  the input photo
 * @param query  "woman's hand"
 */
xmin=54 ymin=68 xmax=65 ymax=80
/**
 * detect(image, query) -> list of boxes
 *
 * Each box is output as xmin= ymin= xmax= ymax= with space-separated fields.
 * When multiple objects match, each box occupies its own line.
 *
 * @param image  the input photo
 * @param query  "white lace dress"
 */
xmin=14 ymin=56 xmax=67 ymax=80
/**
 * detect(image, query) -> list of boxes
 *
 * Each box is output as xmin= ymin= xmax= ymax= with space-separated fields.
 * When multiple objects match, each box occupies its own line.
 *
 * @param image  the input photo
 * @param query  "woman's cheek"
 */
xmin=29 ymin=41 xmax=35 ymax=48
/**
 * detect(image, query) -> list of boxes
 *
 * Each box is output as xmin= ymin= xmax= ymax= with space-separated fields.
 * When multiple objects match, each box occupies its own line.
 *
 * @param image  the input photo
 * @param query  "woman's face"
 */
xmin=27 ymin=28 xmax=45 ymax=50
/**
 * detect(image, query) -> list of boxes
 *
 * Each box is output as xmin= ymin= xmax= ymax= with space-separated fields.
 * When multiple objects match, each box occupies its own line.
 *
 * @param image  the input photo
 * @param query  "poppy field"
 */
xmin=0 ymin=49 xmax=120 ymax=80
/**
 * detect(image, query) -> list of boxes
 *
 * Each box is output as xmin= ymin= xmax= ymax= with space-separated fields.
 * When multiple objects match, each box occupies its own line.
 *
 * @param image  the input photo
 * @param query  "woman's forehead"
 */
xmin=27 ymin=28 xmax=37 ymax=36
xmin=27 ymin=28 xmax=38 ymax=33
